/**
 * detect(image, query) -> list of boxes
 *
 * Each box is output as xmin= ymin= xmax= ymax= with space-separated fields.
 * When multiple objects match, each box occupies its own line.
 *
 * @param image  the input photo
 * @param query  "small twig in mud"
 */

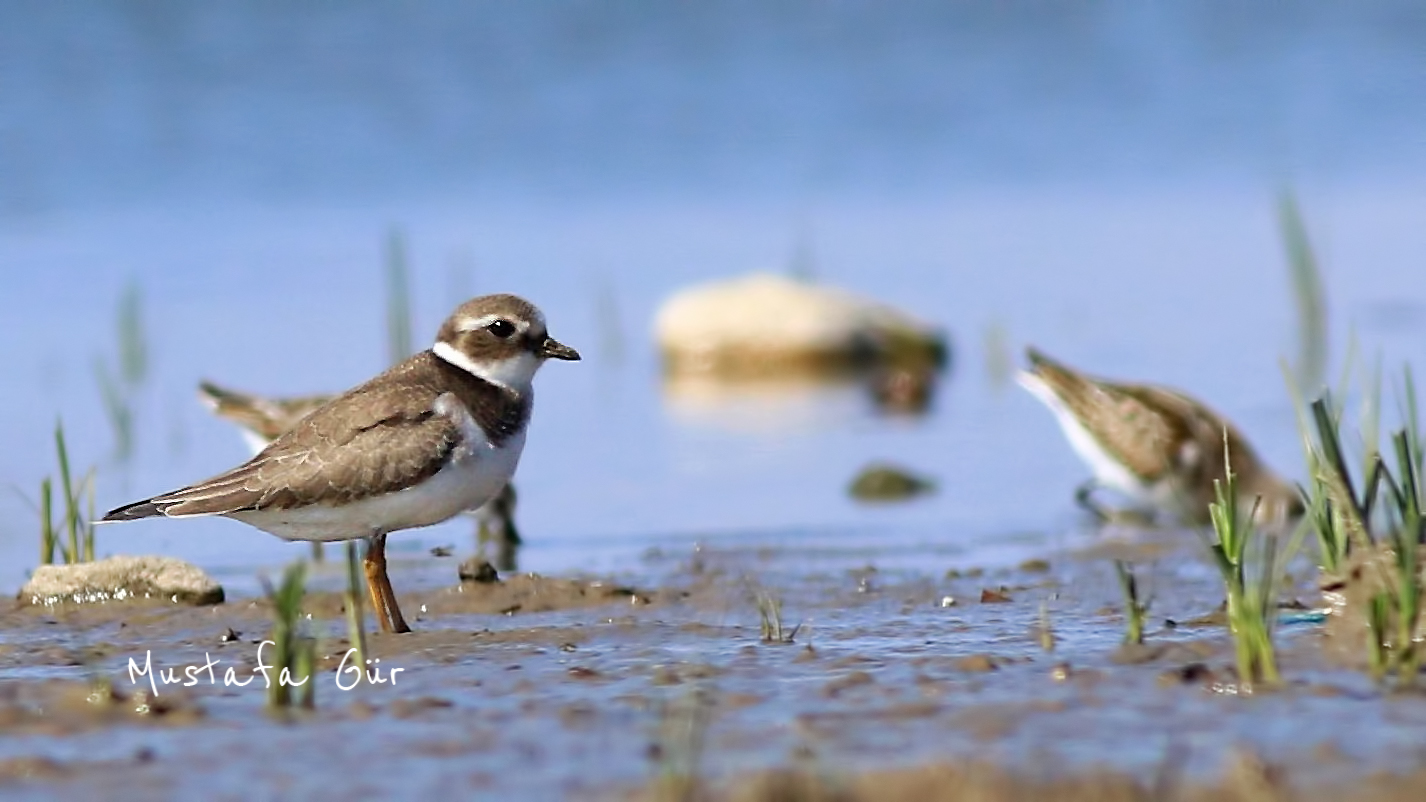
xmin=755 ymin=591 xmax=801 ymax=644
xmin=1114 ymin=560 xmax=1151 ymax=646
xmin=1037 ymin=598 xmax=1056 ymax=652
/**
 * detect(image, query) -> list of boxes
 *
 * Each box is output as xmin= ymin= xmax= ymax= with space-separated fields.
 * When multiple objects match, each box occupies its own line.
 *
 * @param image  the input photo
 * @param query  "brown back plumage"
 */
xmin=109 ymin=352 xmax=529 ymax=520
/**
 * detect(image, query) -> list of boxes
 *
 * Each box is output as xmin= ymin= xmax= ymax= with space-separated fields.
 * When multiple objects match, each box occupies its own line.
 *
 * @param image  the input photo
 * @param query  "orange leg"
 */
xmin=363 ymin=533 xmax=412 ymax=633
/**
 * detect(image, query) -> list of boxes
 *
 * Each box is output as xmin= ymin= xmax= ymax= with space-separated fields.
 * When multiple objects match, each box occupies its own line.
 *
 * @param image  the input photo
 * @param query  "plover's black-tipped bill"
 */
xmin=539 ymin=337 xmax=580 ymax=361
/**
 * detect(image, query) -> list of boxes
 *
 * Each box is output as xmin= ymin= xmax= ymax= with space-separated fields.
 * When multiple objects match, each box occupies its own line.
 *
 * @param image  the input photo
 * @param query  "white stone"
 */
xmin=19 ymin=555 xmax=225 ymax=606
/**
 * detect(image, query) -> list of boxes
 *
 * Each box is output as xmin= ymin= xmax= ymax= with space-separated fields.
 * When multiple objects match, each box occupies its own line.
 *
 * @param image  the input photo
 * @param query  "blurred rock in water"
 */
xmin=655 ymin=273 xmax=947 ymax=379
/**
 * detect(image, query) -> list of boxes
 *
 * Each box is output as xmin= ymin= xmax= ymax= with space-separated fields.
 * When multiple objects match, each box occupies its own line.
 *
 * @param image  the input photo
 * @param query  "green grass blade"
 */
xmin=39 ymin=478 xmax=54 ymax=565
xmin=55 ymin=422 xmax=81 ymax=563
xmin=92 ymin=357 xmax=133 ymax=461
xmin=118 ymin=280 xmax=148 ymax=387
xmin=1279 ymin=191 xmax=1328 ymax=395
xmin=344 ymin=541 xmax=368 ymax=687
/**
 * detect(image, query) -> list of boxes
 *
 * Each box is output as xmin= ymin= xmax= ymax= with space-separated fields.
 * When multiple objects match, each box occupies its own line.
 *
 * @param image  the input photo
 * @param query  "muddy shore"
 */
xmin=1 ymin=528 xmax=1424 ymax=800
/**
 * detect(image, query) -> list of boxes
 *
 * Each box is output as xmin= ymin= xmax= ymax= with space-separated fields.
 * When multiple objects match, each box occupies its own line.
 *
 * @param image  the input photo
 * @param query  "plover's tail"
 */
xmin=101 ymin=498 xmax=165 ymax=522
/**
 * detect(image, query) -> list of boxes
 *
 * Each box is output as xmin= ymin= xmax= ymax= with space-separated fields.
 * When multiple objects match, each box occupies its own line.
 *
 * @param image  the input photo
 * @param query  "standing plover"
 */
xmin=105 ymin=294 xmax=579 ymax=632
xmin=1018 ymin=347 xmax=1301 ymax=525
xmin=197 ymin=380 xmax=521 ymax=557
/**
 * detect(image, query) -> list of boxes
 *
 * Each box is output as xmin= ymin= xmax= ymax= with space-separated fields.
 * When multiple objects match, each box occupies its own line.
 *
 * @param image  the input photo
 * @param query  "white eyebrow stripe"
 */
xmin=455 ymin=314 xmax=531 ymax=333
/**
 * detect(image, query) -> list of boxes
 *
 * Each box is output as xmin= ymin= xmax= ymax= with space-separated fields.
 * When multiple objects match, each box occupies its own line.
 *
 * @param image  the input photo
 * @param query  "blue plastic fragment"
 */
xmin=1277 ymin=610 xmax=1329 ymax=626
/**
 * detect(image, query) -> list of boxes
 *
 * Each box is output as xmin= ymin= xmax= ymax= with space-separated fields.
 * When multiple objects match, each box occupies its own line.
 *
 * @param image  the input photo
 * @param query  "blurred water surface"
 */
xmin=2 ymin=2 xmax=1425 ymax=593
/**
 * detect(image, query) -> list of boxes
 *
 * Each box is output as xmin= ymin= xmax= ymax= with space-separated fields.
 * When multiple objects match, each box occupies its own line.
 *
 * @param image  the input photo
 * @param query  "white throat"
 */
xmin=433 ymin=341 xmax=539 ymax=393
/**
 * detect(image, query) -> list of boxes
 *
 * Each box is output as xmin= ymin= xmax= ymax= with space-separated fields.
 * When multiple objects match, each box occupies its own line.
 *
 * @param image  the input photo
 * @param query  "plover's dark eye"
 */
xmin=486 ymin=320 xmax=516 ymax=339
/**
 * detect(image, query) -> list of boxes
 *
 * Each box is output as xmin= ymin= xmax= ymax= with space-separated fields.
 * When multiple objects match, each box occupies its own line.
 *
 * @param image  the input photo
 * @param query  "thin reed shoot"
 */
xmin=263 ymin=561 xmax=317 ymax=709
xmin=1280 ymin=192 xmax=1328 ymax=396
xmin=385 ymin=228 xmax=413 ymax=366
xmin=344 ymin=541 xmax=369 ymax=684
xmin=93 ymin=359 xmax=133 ymax=461
xmin=1114 ymin=560 xmax=1150 ymax=646
xmin=92 ymin=280 xmax=150 ymax=461
xmin=117 ymin=279 xmax=148 ymax=386
xmin=651 ymin=689 xmax=712 ymax=802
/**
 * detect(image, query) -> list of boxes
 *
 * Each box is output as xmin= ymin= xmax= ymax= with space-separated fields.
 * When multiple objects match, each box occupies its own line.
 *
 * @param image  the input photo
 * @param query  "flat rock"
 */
xmin=654 ymin=273 xmax=946 ymax=377
xmin=19 ymin=555 xmax=225 ymax=606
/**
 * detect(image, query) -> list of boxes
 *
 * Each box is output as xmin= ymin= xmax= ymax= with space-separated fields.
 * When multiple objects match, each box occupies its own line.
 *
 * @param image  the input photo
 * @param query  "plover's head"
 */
xmin=433 ymin=294 xmax=581 ymax=391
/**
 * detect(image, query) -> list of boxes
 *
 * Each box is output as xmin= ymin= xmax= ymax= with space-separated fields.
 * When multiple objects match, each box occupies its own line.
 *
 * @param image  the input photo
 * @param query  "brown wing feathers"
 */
xmin=104 ymin=351 xmax=526 ymax=524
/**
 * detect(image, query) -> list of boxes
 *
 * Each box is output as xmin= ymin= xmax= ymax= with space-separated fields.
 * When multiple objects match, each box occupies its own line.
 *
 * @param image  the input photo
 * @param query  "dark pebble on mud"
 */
xmin=458 ymin=557 xmax=501 ymax=584
xmin=1158 ymin=662 xmax=1218 ymax=686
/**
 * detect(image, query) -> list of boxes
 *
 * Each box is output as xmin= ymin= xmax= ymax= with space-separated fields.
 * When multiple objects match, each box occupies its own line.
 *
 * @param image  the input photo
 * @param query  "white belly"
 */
xmin=231 ymin=431 xmax=526 ymax=542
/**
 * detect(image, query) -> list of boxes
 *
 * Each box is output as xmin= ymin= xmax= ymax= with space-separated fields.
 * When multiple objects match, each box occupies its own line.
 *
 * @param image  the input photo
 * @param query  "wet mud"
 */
xmin=2 ymin=530 xmax=1426 ymax=800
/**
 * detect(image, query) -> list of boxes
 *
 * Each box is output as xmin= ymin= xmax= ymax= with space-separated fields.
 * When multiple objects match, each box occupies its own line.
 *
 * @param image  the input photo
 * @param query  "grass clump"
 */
xmin=755 ymin=591 xmax=800 ymax=644
xmin=262 ymin=561 xmax=317 ymax=709
xmin=37 ymin=421 xmax=96 ymax=565
xmin=1204 ymin=436 xmax=1281 ymax=689
xmin=1300 ymin=370 xmax=1425 ymax=687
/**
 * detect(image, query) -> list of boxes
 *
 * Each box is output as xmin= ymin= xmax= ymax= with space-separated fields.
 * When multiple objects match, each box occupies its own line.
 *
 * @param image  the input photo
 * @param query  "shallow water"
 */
xmin=4 ymin=3 xmax=1426 ymax=798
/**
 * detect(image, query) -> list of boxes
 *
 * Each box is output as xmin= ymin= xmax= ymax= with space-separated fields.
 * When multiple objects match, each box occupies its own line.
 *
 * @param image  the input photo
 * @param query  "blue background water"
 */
xmin=2 ymin=2 xmax=1425 ymax=593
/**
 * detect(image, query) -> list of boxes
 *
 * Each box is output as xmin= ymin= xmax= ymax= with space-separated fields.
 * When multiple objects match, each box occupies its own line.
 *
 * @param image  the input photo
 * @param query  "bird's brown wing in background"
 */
xmin=1025 ymin=348 xmax=1189 ymax=481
